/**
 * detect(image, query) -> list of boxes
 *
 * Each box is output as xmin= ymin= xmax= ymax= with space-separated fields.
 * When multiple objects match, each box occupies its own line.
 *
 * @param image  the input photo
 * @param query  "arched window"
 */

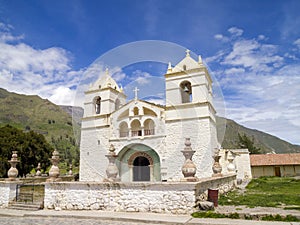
xmin=183 ymin=65 xmax=187 ymax=70
xmin=131 ymin=120 xmax=142 ymax=137
xmin=180 ymin=81 xmax=192 ymax=103
xmin=133 ymin=107 xmax=139 ymax=116
xmin=144 ymin=119 xmax=155 ymax=136
xmin=115 ymin=98 xmax=121 ymax=111
xmin=119 ymin=121 xmax=129 ymax=137
xmin=94 ymin=96 xmax=101 ymax=114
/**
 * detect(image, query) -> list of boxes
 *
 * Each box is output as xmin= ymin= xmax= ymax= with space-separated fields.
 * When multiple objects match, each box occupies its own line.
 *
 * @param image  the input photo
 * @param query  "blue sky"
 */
xmin=0 ymin=0 xmax=300 ymax=145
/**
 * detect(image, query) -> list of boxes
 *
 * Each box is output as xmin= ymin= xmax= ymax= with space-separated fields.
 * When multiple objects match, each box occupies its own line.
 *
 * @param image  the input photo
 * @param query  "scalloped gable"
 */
xmin=111 ymin=99 xmax=164 ymax=121
xmin=172 ymin=50 xmax=201 ymax=73
xmin=88 ymin=68 xmax=122 ymax=92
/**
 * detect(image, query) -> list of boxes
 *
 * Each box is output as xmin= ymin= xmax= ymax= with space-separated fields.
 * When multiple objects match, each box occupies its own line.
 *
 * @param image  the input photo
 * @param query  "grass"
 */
xmin=261 ymin=214 xmax=300 ymax=222
xmin=219 ymin=177 xmax=300 ymax=208
xmin=192 ymin=211 xmax=240 ymax=219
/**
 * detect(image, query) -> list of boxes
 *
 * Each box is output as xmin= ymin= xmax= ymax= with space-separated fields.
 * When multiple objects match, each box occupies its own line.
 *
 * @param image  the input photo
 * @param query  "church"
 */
xmin=79 ymin=50 xmax=219 ymax=182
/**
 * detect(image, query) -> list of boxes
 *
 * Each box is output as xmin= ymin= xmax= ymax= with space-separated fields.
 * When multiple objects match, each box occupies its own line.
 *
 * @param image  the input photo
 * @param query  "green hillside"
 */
xmin=0 ymin=88 xmax=79 ymax=173
xmin=0 ymin=87 xmax=299 ymax=171
xmin=217 ymin=117 xmax=300 ymax=154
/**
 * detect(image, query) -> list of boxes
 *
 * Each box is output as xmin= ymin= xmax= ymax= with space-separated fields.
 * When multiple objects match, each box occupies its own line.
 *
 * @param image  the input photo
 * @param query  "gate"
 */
xmin=16 ymin=180 xmax=45 ymax=205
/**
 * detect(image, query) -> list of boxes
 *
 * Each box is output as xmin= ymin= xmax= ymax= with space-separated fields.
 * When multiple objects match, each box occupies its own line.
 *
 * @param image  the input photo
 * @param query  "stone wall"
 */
xmin=44 ymin=175 xmax=236 ymax=214
xmin=0 ymin=182 xmax=17 ymax=208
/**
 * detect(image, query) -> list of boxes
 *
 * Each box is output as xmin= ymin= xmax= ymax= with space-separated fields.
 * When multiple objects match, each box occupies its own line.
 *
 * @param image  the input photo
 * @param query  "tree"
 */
xmin=0 ymin=125 xmax=53 ymax=177
xmin=238 ymin=133 xmax=261 ymax=154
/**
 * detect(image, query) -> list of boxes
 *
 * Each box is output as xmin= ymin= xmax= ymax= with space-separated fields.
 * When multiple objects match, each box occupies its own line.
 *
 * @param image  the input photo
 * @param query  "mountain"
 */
xmin=216 ymin=117 xmax=300 ymax=154
xmin=0 ymin=88 xmax=299 ymax=155
xmin=0 ymin=88 xmax=79 ymax=171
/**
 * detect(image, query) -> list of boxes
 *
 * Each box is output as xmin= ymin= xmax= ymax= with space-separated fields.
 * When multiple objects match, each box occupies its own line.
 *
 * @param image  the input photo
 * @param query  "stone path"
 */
xmin=0 ymin=208 xmax=300 ymax=225
xmin=0 ymin=216 xmax=153 ymax=225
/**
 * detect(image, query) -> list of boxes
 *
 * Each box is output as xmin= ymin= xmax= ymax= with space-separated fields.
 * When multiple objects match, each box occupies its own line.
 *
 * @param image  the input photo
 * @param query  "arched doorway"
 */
xmin=133 ymin=156 xmax=150 ymax=181
xmin=117 ymin=144 xmax=161 ymax=182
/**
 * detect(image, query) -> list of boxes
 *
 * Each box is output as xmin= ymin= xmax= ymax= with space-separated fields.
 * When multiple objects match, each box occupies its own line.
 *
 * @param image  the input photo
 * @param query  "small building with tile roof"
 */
xmin=250 ymin=153 xmax=300 ymax=178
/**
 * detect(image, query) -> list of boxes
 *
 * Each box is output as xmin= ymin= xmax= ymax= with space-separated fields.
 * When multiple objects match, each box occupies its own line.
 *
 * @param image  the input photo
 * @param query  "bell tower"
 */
xmin=83 ymin=68 xmax=126 ymax=120
xmin=79 ymin=69 xmax=126 ymax=181
xmin=163 ymin=50 xmax=218 ymax=179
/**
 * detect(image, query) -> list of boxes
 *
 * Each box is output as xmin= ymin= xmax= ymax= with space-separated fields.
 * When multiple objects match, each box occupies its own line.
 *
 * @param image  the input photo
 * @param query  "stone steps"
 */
xmin=8 ymin=202 xmax=42 ymax=211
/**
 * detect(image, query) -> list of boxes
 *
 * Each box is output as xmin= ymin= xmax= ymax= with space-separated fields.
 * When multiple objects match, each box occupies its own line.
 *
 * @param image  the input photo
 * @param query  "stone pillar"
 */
xmin=47 ymin=149 xmax=61 ymax=182
xmin=104 ymin=144 xmax=120 ymax=182
xmin=181 ymin=138 xmax=198 ymax=182
xmin=212 ymin=148 xmax=222 ymax=177
xmin=7 ymin=151 xmax=19 ymax=181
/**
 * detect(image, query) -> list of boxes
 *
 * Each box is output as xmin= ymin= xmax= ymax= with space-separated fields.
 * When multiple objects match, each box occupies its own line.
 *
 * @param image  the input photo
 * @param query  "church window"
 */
xmin=183 ymin=65 xmax=187 ymax=70
xmin=119 ymin=122 xmax=129 ymax=137
xmin=131 ymin=120 xmax=142 ymax=137
xmin=115 ymin=98 xmax=121 ymax=110
xmin=180 ymin=81 xmax=192 ymax=103
xmin=133 ymin=107 xmax=139 ymax=116
xmin=94 ymin=96 xmax=101 ymax=114
xmin=144 ymin=119 xmax=155 ymax=136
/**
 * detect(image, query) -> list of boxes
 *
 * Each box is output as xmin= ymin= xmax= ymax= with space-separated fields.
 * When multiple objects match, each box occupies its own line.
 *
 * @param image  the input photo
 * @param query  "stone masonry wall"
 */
xmin=44 ymin=175 xmax=236 ymax=214
xmin=0 ymin=182 xmax=17 ymax=208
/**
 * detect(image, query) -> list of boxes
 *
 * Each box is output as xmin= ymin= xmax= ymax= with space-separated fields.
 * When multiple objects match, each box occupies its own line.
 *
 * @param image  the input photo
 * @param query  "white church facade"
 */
xmin=79 ymin=50 xmax=220 ymax=182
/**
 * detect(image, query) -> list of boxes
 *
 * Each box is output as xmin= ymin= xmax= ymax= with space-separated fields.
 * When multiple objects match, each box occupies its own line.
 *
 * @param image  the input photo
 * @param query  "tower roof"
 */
xmin=88 ymin=68 xmax=122 ymax=92
xmin=168 ymin=49 xmax=203 ymax=73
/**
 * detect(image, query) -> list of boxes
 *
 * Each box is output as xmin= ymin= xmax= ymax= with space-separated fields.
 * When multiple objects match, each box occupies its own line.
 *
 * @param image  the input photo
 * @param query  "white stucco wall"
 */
xmin=44 ymin=175 xmax=236 ymax=214
xmin=164 ymin=117 xmax=217 ymax=180
xmin=79 ymin=127 xmax=110 ymax=181
xmin=0 ymin=182 xmax=17 ymax=208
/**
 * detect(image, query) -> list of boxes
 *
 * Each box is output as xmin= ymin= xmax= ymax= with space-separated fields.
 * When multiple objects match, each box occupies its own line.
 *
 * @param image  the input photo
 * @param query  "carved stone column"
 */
xmin=104 ymin=144 xmax=120 ymax=182
xmin=47 ymin=149 xmax=61 ymax=182
xmin=181 ymin=138 xmax=198 ymax=182
xmin=7 ymin=151 xmax=19 ymax=181
xmin=212 ymin=148 xmax=222 ymax=177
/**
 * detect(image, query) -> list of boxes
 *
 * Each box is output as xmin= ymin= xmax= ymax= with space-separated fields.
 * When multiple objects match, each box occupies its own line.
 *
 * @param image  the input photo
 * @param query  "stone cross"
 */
xmin=133 ymin=87 xmax=139 ymax=100
xmin=185 ymin=49 xmax=190 ymax=57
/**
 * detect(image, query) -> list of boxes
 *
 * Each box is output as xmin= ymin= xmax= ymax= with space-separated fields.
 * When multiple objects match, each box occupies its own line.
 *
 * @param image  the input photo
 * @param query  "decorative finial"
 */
xmin=185 ymin=49 xmax=190 ymax=57
xmin=133 ymin=87 xmax=139 ymax=100
xmin=198 ymin=55 xmax=203 ymax=65
xmin=167 ymin=62 xmax=172 ymax=73
xmin=105 ymin=67 xmax=109 ymax=76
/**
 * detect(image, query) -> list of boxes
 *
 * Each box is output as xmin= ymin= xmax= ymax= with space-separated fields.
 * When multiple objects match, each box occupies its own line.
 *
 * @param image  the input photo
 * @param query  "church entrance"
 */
xmin=133 ymin=156 xmax=150 ymax=181
xmin=117 ymin=144 xmax=161 ymax=182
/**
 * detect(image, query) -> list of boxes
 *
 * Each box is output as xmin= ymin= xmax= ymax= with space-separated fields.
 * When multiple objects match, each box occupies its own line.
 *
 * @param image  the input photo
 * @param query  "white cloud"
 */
xmin=130 ymin=70 xmax=152 ymax=85
xmin=224 ymin=67 xmax=245 ymax=75
xmin=209 ymin=30 xmax=300 ymax=144
xmin=214 ymin=34 xmax=230 ymax=42
xmin=0 ymin=22 xmax=81 ymax=106
xmin=48 ymin=86 xmax=76 ymax=105
xmin=228 ymin=27 xmax=243 ymax=36
xmin=294 ymin=38 xmax=300 ymax=49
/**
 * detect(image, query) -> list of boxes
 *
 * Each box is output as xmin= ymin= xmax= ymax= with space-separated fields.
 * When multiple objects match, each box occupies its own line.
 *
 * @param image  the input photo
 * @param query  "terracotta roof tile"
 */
xmin=250 ymin=153 xmax=300 ymax=166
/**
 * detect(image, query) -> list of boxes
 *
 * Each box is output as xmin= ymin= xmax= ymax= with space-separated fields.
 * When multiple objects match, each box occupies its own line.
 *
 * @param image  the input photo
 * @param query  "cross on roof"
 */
xmin=133 ymin=87 xmax=139 ymax=100
xmin=185 ymin=49 xmax=190 ymax=57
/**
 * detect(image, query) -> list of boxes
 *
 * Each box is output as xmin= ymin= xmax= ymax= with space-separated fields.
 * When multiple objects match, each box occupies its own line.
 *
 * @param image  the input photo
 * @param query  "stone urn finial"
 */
xmin=7 ymin=151 xmax=19 ymax=181
xmin=181 ymin=138 xmax=198 ymax=182
xmin=47 ymin=149 xmax=61 ymax=182
xmin=35 ymin=162 xmax=41 ymax=177
xmin=68 ymin=163 xmax=73 ymax=176
xmin=104 ymin=144 xmax=120 ymax=182
xmin=212 ymin=148 xmax=222 ymax=177
xmin=227 ymin=151 xmax=236 ymax=173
